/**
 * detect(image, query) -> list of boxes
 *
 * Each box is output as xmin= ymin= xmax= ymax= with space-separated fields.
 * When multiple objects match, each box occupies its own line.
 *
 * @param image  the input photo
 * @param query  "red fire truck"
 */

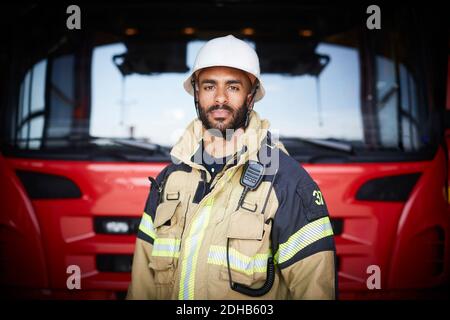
xmin=0 ymin=2 xmax=448 ymax=299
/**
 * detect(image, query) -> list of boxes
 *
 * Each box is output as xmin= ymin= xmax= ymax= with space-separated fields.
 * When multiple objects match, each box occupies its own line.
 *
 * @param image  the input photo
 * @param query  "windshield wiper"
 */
xmin=88 ymin=136 xmax=170 ymax=155
xmin=10 ymin=136 xmax=171 ymax=157
xmin=280 ymin=137 xmax=354 ymax=154
xmin=103 ymin=138 xmax=162 ymax=152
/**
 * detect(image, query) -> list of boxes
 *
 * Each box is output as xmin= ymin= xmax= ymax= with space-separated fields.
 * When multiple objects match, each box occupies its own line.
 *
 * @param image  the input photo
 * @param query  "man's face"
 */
xmin=196 ymin=66 xmax=253 ymax=136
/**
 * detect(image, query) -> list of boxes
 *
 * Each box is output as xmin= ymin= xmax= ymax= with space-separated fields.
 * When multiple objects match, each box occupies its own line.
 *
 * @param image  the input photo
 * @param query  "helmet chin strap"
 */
xmin=191 ymin=77 xmax=200 ymax=119
xmin=244 ymin=80 xmax=259 ymax=128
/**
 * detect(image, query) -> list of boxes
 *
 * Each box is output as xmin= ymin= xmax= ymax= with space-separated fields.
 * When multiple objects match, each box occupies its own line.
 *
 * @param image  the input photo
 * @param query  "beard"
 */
xmin=198 ymin=102 xmax=248 ymax=138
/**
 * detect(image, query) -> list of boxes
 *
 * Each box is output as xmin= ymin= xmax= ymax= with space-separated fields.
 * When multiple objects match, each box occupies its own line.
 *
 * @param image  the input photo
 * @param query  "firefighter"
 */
xmin=127 ymin=35 xmax=337 ymax=300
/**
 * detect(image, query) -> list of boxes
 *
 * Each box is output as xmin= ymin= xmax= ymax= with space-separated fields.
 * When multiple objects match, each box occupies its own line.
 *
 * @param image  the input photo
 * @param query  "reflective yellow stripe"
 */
xmin=275 ymin=216 xmax=333 ymax=264
xmin=448 ymin=187 xmax=450 ymax=204
xmin=178 ymin=197 xmax=214 ymax=300
xmin=152 ymin=238 xmax=181 ymax=258
xmin=207 ymin=245 xmax=269 ymax=275
xmin=138 ymin=212 xmax=156 ymax=240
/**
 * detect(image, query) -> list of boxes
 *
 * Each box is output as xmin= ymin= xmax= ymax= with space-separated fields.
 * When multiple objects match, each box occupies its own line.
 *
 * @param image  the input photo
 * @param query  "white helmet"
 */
xmin=183 ymin=34 xmax=265 ymax=101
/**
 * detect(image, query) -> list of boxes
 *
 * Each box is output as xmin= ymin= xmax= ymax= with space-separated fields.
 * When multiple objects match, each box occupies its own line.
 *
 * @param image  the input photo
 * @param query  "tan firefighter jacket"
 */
xmin=127 ymin=111 xmax=337 ymax=300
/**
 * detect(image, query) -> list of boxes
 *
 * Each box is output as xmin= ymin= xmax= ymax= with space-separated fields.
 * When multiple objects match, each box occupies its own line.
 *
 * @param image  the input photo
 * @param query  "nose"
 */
xmin=215 ymin=86 xmax=228 ymax=105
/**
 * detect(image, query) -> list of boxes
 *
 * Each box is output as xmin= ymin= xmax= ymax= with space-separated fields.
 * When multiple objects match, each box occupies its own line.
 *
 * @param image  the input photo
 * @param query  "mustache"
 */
xmin=207 ymin=104 xmax=234 ymax=113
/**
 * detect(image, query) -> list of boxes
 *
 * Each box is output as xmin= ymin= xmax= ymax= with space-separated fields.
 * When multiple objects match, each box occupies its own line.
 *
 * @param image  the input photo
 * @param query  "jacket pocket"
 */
xmin=154 ymin=200 xmax=181 ymax=230
xmin=219 ymin=209 xmax=271 ymax=287
xmin=149 ymin=200 xmax=183 ymax=285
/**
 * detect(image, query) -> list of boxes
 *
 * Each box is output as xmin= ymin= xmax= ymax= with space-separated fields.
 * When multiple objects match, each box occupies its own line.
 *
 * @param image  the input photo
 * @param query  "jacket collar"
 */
xmin=170 ymin=110 xmax=271 ymax=171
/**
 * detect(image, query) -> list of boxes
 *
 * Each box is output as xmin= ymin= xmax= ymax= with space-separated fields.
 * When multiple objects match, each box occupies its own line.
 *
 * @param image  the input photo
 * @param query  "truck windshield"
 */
xmin=1 ymin=4 xmax=437 ymax=162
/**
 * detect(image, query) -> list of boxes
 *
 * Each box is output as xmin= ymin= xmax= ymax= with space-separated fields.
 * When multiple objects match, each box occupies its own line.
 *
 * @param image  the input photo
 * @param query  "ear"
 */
xmin=193 ymin=71 xmax=202 ymax=91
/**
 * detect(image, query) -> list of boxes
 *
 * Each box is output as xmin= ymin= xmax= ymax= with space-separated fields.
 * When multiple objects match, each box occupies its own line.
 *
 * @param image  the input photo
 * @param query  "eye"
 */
xmin=203 ymin=85 xmax=215 ymax=91
xmin=229 ymin=86 xmax=240 ymax=91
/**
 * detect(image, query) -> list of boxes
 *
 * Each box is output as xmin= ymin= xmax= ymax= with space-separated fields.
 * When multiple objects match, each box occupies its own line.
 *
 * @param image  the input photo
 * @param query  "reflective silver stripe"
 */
xmin=275 ymin=216 xmax=333 ymax=264
xmin=152 ymin=238 xmax=181 ymax=258
xmin=178 ymin=197 xmax=214 ymax=300
xmin=207 ymin=245 xmax=268 ymax=275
